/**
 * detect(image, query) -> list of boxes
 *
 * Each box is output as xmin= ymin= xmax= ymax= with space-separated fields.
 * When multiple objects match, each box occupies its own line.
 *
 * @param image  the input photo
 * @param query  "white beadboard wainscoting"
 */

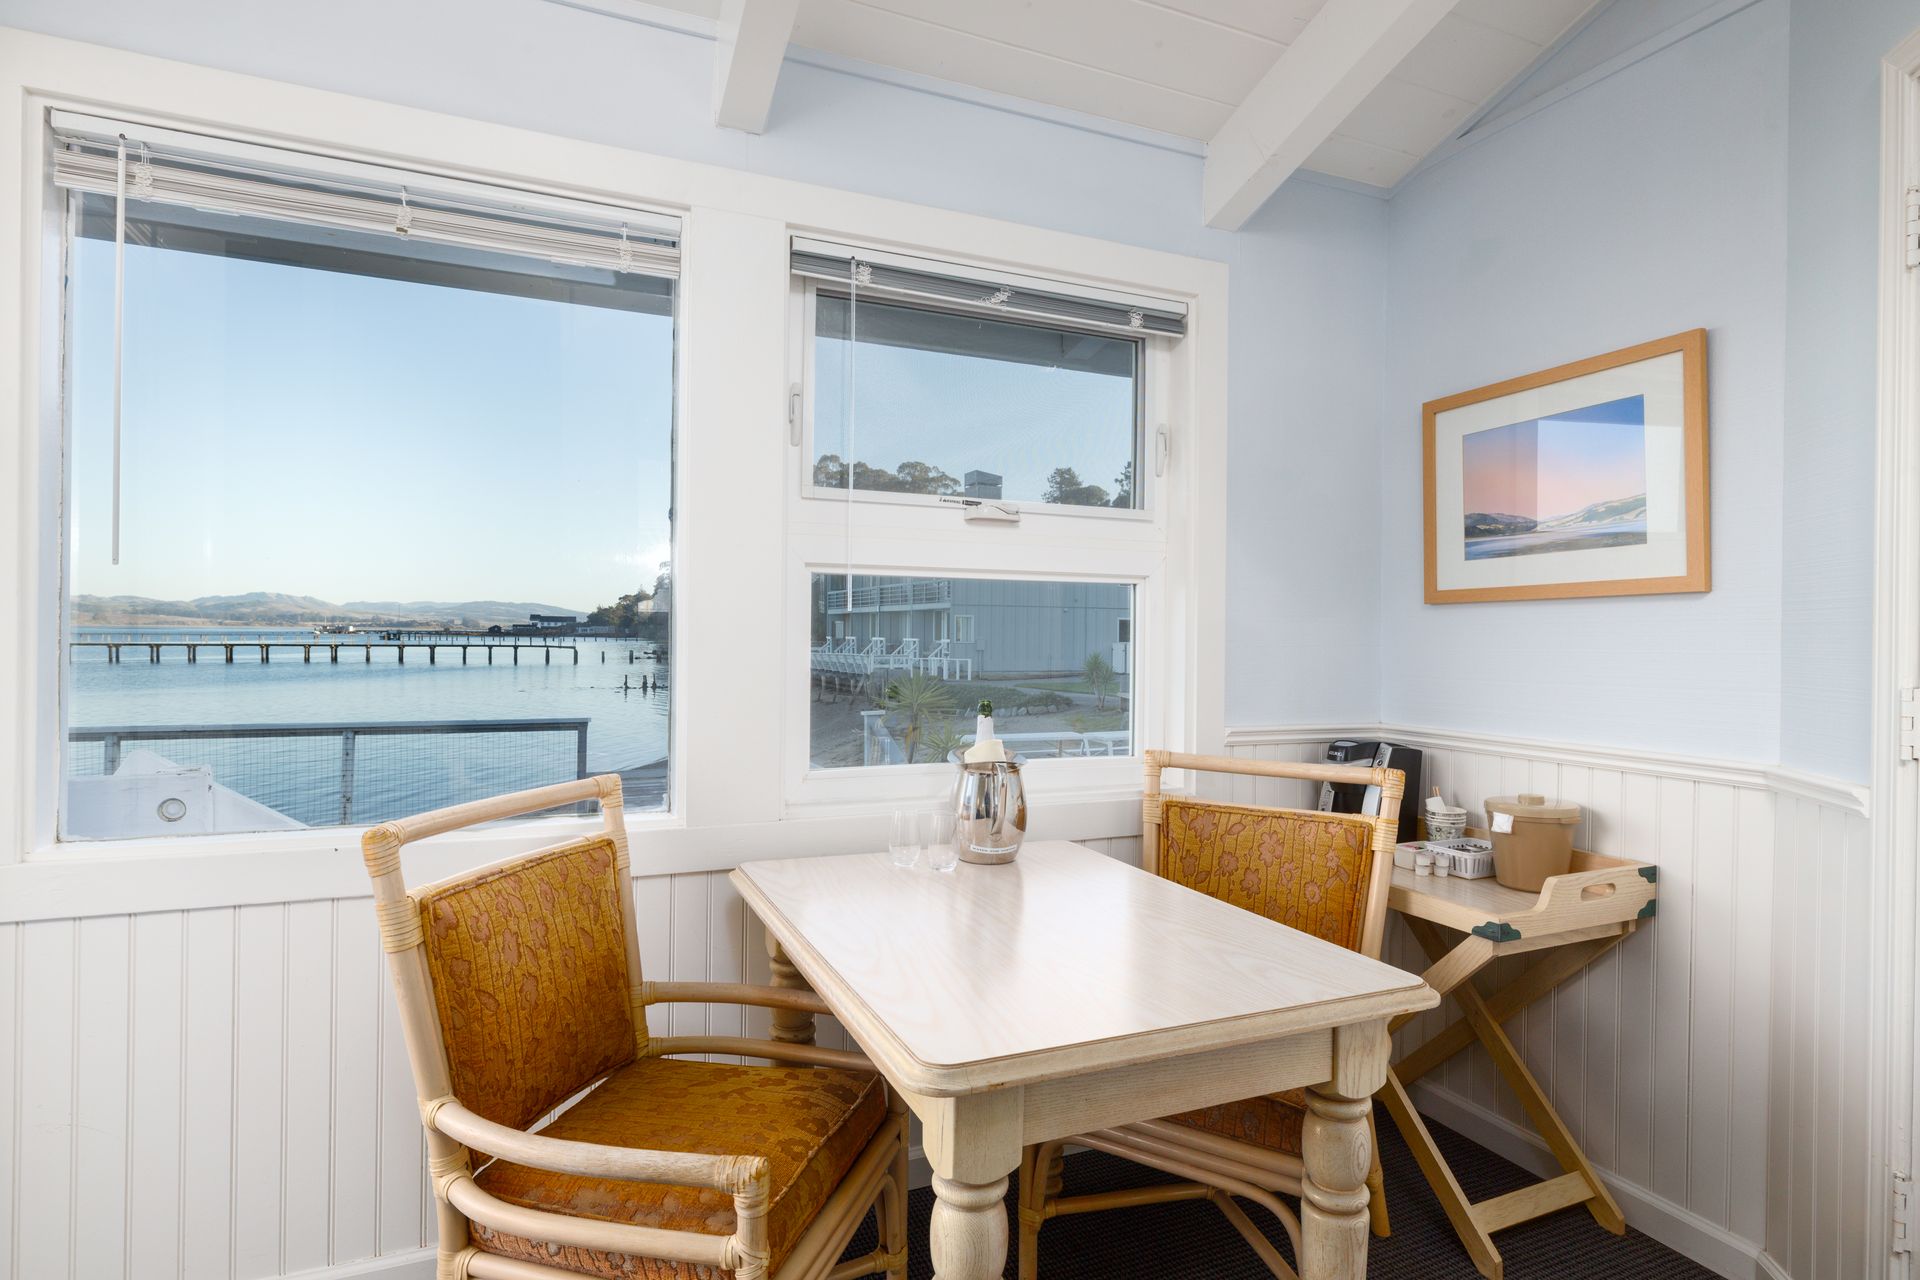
xmin=0 ymin=834 xmax=1137 ymax=1280
xmin=0 ymin=733 xmax=1874 ymax=1280
xmin=1221 ymin=727 xmax=1873 ymax=1280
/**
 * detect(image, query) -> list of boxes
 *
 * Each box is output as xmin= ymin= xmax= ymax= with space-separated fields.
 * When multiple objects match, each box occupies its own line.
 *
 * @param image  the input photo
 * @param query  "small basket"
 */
xmin=1430 ymin=837 xmax=1494 ymax=879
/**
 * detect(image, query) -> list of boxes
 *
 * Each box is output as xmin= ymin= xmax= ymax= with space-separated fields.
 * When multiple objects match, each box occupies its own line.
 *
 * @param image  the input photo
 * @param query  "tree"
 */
xmin=813 ymin=455 xmax=960 ymax=495
xmin=1043 ymin=466 xmax=1110 ymax=508
xmin=1111 ymin=461 xmax=1134 ymax=508
xmin=881 ymin=671 xmax=955 ymax=763
xmin=1083 ymin=651 xmax=1117 ymax=709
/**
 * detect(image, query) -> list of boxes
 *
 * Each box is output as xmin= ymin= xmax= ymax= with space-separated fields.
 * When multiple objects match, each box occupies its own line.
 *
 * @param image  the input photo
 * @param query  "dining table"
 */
xmin=730 ymin=839 xmax=1438 ymax=1280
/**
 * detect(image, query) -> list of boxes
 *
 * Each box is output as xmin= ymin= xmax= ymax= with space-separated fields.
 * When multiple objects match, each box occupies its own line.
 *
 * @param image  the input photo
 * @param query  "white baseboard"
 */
xmin=1408 ymin=1082 xmax=1771 ymax=1280
xmin=279 ymin=1249 xmax=435 ymax=1280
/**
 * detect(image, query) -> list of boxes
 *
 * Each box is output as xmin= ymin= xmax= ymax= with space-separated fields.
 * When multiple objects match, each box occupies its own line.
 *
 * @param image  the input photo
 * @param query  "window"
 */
xmin=787 ymin=240 xmax=1186 ymax=794
xmin=809 ymin=575 xmax=1132 ymax=768
xmin=53 ymin=118 xmax=677 ymax=839
xmin=794 ymin=240 xmax=1183 ymax=514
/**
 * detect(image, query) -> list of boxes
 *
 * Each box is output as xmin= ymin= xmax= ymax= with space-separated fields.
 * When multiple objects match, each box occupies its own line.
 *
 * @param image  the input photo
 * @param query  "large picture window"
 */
xmin=54 ymin=121 xmax=677 ymax=839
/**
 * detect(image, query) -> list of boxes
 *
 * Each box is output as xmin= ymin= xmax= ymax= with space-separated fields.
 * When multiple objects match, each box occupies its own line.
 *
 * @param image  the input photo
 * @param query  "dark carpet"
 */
xmin=840 ymin=1105 xmax=1717 ymax=1278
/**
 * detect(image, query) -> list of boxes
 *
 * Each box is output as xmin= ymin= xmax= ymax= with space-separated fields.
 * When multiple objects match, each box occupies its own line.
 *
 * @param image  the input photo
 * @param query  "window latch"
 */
xmin=787 ymin=383 xmax=802 ymax=446
xmin=939 ymin=496 xmax=1021 ymax=525
xmin=1155 ymin=424 xmax=1171 ymax=478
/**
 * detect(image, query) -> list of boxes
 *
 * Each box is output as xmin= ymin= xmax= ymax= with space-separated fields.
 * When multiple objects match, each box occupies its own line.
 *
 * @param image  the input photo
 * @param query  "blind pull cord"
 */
xmin=110 ymin=133 xmax=126 ymax=566
xmin=843 ymin=259 xmax=860 ymax=609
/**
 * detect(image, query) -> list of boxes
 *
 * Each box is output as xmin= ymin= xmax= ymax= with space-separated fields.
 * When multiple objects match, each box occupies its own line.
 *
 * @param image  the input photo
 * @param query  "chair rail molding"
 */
xmin=1221 ymin=723 xmax=1869 ymax=816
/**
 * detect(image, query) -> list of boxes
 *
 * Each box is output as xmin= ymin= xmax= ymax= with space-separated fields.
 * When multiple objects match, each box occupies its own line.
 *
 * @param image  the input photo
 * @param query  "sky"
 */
xmin=67 ymin=216 xmax=674 ymax=612
xmin=812 ymin=299 xmax=1137 ymax=503
xmin=1460 ymin=394 xmax=1646 ymax=520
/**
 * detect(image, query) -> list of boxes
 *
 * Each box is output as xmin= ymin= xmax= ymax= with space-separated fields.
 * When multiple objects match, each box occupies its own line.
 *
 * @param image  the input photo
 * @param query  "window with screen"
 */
xmin=52 ymin=118 xmax=677 ymax=839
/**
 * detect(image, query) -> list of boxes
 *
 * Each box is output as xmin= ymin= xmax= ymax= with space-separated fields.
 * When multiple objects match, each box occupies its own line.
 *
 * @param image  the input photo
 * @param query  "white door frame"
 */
xmin=1874 ymin=26 xmax=1920 ymax=1280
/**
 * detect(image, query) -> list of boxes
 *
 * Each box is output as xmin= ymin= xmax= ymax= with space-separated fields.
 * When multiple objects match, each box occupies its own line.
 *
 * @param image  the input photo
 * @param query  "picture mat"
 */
xmin=1432 ymin=351 xmax=1687 ymax=592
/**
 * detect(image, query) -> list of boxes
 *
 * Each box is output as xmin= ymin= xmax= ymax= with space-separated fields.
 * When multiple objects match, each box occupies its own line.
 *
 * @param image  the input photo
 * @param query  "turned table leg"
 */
xmin=921 ymin=1089 xmax=1021 ymax=1280
xmin=1301 ymin=1020 xmax=1390 ymax=1280
xmin=765 ymin=932 xmax=816 ymax=1046
xmin=930 ymin=1174 xmax=1010 ymax=1280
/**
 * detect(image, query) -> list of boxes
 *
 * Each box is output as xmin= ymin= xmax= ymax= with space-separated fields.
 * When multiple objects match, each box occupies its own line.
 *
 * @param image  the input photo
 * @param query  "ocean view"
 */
xmin=66 ymin=627 xmax=671 ymax=830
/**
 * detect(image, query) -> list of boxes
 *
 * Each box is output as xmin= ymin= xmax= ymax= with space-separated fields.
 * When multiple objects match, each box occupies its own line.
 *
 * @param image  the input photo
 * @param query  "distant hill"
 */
xmin=72 ymin=593 xmax=586 ymax=628
xmin=1534 ymin=493 xmax=1647 ymax=531
xmin=1463 ymin=512 xmax=1537 ymax=538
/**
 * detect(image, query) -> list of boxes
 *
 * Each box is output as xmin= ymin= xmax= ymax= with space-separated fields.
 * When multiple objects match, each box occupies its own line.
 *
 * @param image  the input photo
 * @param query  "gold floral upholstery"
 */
xmin=1157 ymin=799 xmax=1377 ymax=950
xmin=417 ymin=835 xmax=636 ymax=1129
xmin=1158 ymin=799 xmax=1379 ymax=1153
xmin=1166 ymin=1089 xmax=1309 ymax=1156
xmin=472 ymin=1056 xmax=888 ymax=1279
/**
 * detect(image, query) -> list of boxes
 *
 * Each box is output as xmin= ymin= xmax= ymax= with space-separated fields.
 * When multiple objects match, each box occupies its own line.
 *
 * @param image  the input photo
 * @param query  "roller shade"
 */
xmin=792 ymin=237 xmax=1185 ymax=338
xmin=50 ymin=112 xmax=680 ymax=278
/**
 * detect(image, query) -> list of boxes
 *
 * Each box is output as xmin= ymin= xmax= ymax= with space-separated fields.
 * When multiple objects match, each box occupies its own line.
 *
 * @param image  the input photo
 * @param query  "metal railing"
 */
xmin=825 ymin=580 xmax=952 ymax=612
xmin=68 ymin=718 xmax=590 ymax=826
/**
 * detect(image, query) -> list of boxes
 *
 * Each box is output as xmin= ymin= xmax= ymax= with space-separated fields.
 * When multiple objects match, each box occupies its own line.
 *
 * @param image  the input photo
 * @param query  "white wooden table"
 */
xmin=731 ymin=840 xmax=1438 ymax=1280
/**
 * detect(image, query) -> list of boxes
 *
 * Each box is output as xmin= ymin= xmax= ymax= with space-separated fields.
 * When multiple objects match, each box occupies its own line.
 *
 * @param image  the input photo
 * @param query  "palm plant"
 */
xmin=1083 ymin=651 xmax=1117 ymax=709
xmin=883 ymin=671 xmax=956 ymax=763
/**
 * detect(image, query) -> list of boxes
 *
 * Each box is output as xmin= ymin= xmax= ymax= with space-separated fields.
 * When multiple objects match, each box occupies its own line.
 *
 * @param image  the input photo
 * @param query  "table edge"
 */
xmin=730 ymin=863 xmax=1438 ymax=1098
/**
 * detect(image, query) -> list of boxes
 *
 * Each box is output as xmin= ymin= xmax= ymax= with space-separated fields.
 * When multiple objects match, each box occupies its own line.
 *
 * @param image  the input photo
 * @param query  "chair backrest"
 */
xmin=362 ymin=775 xmax=648 ymax=1130
xmin=1142 ymin=750 xmax=1403 ymax=960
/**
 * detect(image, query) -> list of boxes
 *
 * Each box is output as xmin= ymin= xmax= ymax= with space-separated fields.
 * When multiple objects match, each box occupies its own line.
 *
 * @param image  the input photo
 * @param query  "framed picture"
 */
xmin=1423 ymin=329 xmax=1709 ymax=604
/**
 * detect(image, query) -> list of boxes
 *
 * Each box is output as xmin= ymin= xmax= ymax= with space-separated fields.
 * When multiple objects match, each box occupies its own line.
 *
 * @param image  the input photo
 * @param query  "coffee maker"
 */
xmin=1318 ymin=740 xmax=1424 ymax=845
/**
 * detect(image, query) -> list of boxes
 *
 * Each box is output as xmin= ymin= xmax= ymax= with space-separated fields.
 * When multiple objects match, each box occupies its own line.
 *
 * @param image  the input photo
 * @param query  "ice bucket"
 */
xmin=949 ymin=755 xmax=1027 ymax=865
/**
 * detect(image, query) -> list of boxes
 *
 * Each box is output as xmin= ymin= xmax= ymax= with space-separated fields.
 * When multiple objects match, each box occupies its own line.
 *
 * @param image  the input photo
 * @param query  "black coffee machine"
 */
xmin=1318 ymin=740 xmax=1424 ymax=845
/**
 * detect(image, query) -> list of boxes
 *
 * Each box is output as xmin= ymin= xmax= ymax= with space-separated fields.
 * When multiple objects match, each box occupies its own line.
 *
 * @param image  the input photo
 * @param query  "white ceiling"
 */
xmin=621 ymin=0 xmax=1605 ymax=200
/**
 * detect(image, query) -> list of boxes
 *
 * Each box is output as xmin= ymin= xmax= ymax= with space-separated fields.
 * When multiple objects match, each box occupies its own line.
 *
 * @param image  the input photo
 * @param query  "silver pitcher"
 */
xmin=949 ymin=754 xmax=1027 ymax=864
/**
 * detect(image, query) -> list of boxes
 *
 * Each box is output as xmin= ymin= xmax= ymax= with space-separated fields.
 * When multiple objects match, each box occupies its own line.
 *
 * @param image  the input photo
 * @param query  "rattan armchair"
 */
xmin=1018 ymin=750 xmax=1405 ymax=1280
xmin=363 ymin=774 xmax=908 ymax=1280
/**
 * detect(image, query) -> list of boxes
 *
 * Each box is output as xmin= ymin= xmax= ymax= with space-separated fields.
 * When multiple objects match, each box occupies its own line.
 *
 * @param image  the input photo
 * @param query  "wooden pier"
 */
xmin=72 ymin=638 xmax=580 ymax=666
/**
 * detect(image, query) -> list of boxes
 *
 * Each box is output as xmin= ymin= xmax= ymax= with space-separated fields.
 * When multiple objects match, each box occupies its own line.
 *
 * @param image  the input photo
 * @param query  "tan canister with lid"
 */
xmin=1485 ymin=794 xmax=1581 ymax=892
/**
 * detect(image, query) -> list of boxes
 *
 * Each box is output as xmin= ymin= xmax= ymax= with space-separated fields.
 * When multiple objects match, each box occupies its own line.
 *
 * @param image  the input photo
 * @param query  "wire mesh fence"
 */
xmin=66 ymin=718 xmax=593 ymax=828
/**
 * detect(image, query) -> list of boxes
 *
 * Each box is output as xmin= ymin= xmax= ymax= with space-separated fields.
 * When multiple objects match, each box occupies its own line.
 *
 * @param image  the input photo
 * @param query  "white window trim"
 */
xmin=0 ymin=29 xmax=1228 ymax=922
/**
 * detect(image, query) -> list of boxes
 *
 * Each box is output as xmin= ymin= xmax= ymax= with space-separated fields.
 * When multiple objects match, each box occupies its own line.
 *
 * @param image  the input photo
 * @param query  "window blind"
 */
xmin=50 ymin=114 xmax=680 ymax=277
xmin=791 ymin=237 xmax=1185 ymax=338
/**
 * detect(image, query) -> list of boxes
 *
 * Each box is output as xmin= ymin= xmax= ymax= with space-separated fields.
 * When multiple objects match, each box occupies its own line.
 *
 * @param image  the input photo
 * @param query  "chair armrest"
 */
xmin=428 ymin=1096 xmax=764 ymax=1193
xmin=648 ymin=1034 xmax=878 ymax=1074
xmin=641 ymin=980 xmax=831 ymax=1016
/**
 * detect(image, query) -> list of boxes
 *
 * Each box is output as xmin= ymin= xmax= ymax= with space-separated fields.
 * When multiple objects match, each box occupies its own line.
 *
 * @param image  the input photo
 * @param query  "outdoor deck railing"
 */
xmin=68 ymin=717 xmax=590 ymax=825
xmin=825 ymin=580 xmax=952 ymax=612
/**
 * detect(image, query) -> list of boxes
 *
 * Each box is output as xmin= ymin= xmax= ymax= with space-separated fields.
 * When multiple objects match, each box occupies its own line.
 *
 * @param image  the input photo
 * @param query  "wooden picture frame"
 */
xmin=1423 ymin=329 xmax=1709 ymax=604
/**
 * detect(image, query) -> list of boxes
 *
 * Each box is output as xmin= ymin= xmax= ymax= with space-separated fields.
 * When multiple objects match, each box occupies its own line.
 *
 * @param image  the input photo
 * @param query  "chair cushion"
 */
xmin=1165 ymin=1089 xmax=1308 ymax=1157
xmin=1158 ymin=799 xmax=1376 ymax=950
xmin=417 ymin=835 xmax=638 ymax=1130
xmin=470 ymin=1056 xmax=888 ymax=1279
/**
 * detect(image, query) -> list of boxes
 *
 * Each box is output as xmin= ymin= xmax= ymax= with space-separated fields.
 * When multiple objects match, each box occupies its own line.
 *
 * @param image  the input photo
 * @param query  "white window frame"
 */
xmin=0 ymin=30 xmax=1226 ymax=920
xmin=955 ymin=615 xmax=975 ymax=644
xmin=782 ymin=243 xmax=1200 ymax=814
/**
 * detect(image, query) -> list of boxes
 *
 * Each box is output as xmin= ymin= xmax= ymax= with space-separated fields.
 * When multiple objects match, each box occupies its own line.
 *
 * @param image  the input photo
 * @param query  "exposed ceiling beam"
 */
xmin=1203 ymin=0 xmax=1461 ymax=230
xmin=712 ymin=0 xmax=801 ymax=134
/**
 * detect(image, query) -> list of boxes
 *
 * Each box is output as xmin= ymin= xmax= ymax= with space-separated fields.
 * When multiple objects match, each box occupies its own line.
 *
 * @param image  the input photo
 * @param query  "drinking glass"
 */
xmin=923 ymin=810 xmax=958 ymax=872
xmin=889 ymin=810 xmax=917 ymax=868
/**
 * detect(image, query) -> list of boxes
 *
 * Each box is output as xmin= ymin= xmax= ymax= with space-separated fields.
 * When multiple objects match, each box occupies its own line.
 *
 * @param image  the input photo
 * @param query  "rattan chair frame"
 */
xmin=362 ymin=774 xmax=909 ymax=1280
xmin=1017 ymin=750 xmax=1405 ymax=1280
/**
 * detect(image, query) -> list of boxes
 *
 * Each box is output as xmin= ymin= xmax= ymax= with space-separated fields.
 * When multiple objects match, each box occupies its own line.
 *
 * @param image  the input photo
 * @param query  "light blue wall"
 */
xmin=0 ymin=0 xmax=1392 ymax=733
xmin=1376 ymin=0 xmax=1790 ymax=762
xmin=1780 ymin=0 xmax=1920 ymax=781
